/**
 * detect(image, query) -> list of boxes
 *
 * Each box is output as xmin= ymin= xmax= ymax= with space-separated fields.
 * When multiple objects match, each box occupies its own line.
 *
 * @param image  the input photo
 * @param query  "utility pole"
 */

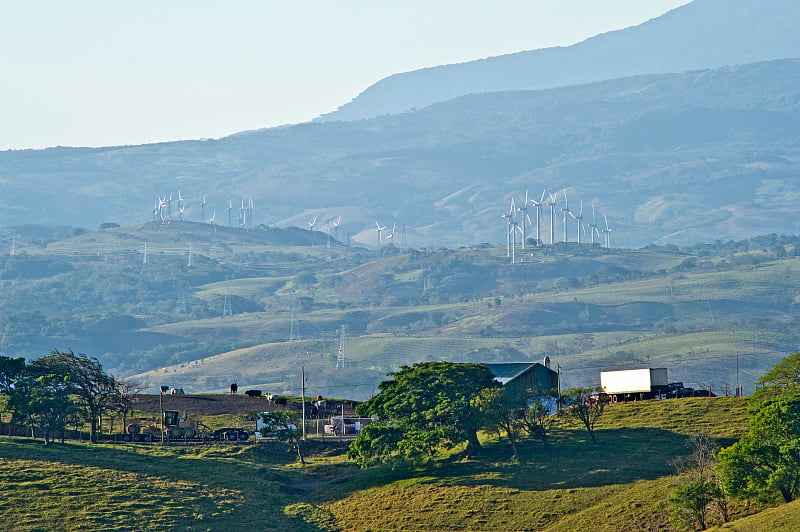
xmin=301 ymin=366 xmax=307 ymax=441
xmin=736 ymin=355 xmax=740 ymax=396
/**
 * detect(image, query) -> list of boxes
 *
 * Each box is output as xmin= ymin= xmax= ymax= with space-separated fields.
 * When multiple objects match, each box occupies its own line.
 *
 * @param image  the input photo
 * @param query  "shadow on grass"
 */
xmin=0 ymin=437 xmax=332 ymax=531
xmin=301 ymin=426 xmax=737 ymax=504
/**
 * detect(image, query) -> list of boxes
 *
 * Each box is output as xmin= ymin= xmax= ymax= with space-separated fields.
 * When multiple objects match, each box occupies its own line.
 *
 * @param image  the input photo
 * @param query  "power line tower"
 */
xmin=336 ymin=325 xmax=348 ymax=368
xmin=223 ymin=279 xmax=233 ymax=316
xmin=289 ymin=300 xmax=299 ymax=341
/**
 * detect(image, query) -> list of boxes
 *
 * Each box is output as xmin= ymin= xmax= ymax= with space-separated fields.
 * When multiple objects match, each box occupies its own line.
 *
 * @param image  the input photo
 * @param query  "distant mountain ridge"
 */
xmin=320 ymin=0 xmax=800 ymax=122
xmin=1 ymin=58 xmax=800 ymax=248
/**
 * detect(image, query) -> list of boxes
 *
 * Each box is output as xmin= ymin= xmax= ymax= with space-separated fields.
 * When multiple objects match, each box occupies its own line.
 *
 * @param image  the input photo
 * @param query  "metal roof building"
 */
xmin=482 ymin=361 xmax=559 ymax=404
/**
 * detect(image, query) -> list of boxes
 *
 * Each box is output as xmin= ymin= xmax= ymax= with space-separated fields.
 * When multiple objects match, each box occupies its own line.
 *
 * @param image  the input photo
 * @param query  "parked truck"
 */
xmin=600 ymin=368 xmax=670 ymax=401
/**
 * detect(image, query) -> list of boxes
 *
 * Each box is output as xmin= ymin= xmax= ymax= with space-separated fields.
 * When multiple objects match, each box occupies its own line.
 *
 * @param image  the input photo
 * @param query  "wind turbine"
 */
xmin=177 ymin=190 xmax=184 ymax=219
xmin=561 ymin=190 xmax=572 ymax=243
xmin=227 ymin=200 xmax=233 ymax=227
xmin=603 ymin=213 xmax=612 ymax=248
xmin=518 ymin=190 xmax=531 ymax=249
xmin=501 ymin=206 xmax=513 ymax=257
xmin=178 ymin=205 xmax=185 ymax=222
xmin=571 ymin=200 xmax=585 ymax=244
xmin=248 ymin=197 xmax=254 ymax=228
xmin=209 ymin=210 xmax=217 ymax=232
xmin=307 ymin=216 xmax=318 ymax=245
xmin=547 ymin=193 xmax=557 ymax=245
xmin=200 ymin=196 xmax=207 ymax=223
xmin=375 ymin=221 xmax=386 ymax=250
xmin=588 ymin=205 xmax=600 ymax=244
xmin=331 ymin=216 xmax=341 ymax=242
xmin=528 ymin=190 xmax=546 ymax=246
xmin=166 ymin=192 xmax=173 ymax=220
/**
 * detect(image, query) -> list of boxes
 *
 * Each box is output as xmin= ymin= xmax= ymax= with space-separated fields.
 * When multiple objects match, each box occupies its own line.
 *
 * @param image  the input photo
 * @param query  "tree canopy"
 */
xmin=348 ymin=362 xmax=500 ymax=467
xmin=717 ymin=396 xmax=800 ymax=503
xmin=753 ymin=352 xmax=800 ymax=403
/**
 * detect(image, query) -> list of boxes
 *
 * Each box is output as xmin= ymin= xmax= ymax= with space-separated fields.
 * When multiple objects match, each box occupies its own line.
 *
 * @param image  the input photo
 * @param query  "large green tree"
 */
xmin=717 ymin=397 xmax=800 ymax=503
xmin=348 ymin=362 xmax=500 ymax=467
xmin=752 ymin=352 xmax=800 ymax=403
xmin=32 ymin=350 xmax=116 ymax=443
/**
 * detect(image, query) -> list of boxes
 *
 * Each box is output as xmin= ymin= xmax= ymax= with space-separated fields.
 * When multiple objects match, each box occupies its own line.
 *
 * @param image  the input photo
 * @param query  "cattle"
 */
xmin=273 ymin=396 xmax=287 ymax=405
xmin=230 ymin=383 xmax=238 ymax=395
xmin=265 ymin=393 xmax=275 ymax=402
xmin=245 ymin=389 xmax=262 ymax=398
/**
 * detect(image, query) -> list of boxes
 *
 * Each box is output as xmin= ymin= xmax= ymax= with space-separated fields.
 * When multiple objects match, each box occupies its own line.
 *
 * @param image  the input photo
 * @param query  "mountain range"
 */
xmin=321 ymin=0 xmax=800 ymax=121
xmin=1 ymin=0 xmax=799 ymax=249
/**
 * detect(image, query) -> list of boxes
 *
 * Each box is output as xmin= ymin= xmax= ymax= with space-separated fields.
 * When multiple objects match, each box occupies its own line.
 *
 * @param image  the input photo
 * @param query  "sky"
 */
xmin=1 ymin=1 xmax=691 ymax=151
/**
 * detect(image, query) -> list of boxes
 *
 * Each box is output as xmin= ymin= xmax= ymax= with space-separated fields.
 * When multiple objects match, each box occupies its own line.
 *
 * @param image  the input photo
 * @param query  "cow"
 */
xmin=245 ymin=389 xmax=262 ymax=398
xmin=273 ymin=396 xmax=287 ymax=405
xmin=230 ymin=383 xmax=238 ymax=395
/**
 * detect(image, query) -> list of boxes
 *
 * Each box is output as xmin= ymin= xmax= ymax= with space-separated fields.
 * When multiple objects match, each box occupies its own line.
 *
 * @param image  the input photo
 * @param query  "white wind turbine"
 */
xmin=603 ymin=213 xmax=612 ymax=248
xmin=518 ymin=190 xmax=531 ymax=249
xmin=227 ymin=200 xmax=233 ymax=227
xmin=307 ymin=216 xmax=318 ymax=245
xmin=588 ymin=205 xmax=600 ymax=244
xmin=209 ymin=210 xmax=217 ymax=232
xmin=501 ymin=204 xmax=514 ymax=257
xmin=528 ymin=190 xmax=546 ymax=246
xmin=200 ymin=196 xmax=207 ymax=223
xmin=570 ymin=200 xmax=585 ymax=244
xmin=375 ymin=221 xmax=386 ymax=249
xmin=547 ymin=193 xmax=557 ymax=245
xmin=561 ymin=190 xmax=572 ymax=243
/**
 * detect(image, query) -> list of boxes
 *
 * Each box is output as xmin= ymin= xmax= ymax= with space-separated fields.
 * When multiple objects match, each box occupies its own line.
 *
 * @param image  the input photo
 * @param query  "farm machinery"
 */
xmin=122 ymin=410 xmax=251 ymax=443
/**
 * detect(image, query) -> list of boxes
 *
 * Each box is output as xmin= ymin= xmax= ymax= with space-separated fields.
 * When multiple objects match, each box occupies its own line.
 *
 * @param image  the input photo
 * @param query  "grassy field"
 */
xmin=3 ymin=397 xmax=798 ymax=531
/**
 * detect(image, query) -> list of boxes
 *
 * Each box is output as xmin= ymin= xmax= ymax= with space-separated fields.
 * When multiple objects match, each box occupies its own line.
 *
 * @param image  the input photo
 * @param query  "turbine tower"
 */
xmin=561 ymin=190 xmax=572 ymax=243
xmin=200 ymin=196 xmax=207 ymax=223
xmin=528 ymin=190 xmax=546 ymax=246
xmin=603 ymin=213 xmax=612 ymax=248
xmin=375 ymin=220 xmax=386 ymax=250
xmin=547 ymin=193 xmax=557 ymax=245
xmin=588 ymin=205 xmax=600 ymax=244
xmin=519 ymin=190 xmax=531 ymax=249
xmin=227 ymin=200 xmax=233 ymax=227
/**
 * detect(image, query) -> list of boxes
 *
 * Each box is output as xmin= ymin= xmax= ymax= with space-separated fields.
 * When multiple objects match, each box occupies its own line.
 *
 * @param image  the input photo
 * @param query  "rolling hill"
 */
xmin=321 ymin=0 xmax=800 ymax=121
xmin=2 ymin=222 xmax=799 ymax=399
xmin=2 ymin=58 xmax=800 ymax=249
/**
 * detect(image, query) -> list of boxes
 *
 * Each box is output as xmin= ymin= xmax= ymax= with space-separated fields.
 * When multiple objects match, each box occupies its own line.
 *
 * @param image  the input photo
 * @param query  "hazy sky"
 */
xmin=1 ymin=1 xmax=691 ymax=150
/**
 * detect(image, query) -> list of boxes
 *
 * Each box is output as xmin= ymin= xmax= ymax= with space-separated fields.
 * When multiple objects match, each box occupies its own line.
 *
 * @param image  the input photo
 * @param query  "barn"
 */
xmin=482 ymin=361 xmax=559 ymax=404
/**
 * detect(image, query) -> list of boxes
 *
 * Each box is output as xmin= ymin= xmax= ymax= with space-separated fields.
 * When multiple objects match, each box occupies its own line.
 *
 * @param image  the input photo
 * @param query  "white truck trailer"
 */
xmin=600 ymin=368 xmax=669 ymax=401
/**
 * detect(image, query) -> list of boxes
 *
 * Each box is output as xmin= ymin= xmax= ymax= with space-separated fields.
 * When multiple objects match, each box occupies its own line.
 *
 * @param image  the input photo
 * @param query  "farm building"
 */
xmin=482 ymin=361 xmax=559 ymax=404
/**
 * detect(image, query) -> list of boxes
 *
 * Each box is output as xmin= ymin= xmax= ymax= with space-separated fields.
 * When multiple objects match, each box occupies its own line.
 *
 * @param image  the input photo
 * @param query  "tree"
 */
xmin=669 ymin=434 xmax=728 ymax=530
xmin=519 ymin=389 xmax=558 ymax=446
xmin=669 ymin=477 xmax=721 ymax=531
xmin=0 ymin=356 xmax=26 ymax=393
xmin=32 ymin=350 xmax=116 ymax=443
xmin=348 ymin=362 xmax=500 ymax=467
xmin=112 ymin=379 xmax=144 ymax=435
xmin=559 ymin=387 xmax=607 ymax=445
xmin=259 ymin=411 xmax=305 ymax=464
xmin=717 ymin=397 xmax=800 ymax=503
xmin=473 ymin=388 xmax=523 ymax=458
xmin=752 ymin=352 xmax=800 ymax=403
xmin=9 ymin=370 xmax=77 ymax=444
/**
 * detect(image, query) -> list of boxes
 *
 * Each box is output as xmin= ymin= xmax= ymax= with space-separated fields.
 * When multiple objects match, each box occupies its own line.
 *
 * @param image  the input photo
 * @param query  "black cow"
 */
xmin=273 ymin=396 xmax=287 ymax=405
xmin=230 ymin=383 xmax=238 ymax=395
xmin=245 ymin=389 xmax=262 ymax=398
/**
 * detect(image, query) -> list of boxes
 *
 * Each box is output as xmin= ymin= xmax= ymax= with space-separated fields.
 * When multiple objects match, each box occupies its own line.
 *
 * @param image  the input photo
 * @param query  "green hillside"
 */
xmin=2 ymin=223 xmax=800 ymax=398
xmin=5 ymin=397 xmax=796 ymax=531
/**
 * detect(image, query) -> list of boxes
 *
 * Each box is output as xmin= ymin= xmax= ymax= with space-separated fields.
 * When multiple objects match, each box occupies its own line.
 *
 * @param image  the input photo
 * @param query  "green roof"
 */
xmin=482 ymin=362 xmax=555 ymax=384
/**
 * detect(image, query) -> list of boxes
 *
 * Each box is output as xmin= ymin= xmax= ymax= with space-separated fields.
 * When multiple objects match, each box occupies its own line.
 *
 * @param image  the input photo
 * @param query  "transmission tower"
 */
xmin=336 ymin=325 xmax=348 ymax=368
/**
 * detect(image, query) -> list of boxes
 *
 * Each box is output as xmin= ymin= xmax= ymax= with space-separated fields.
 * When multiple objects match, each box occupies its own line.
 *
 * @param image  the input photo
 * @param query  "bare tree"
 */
xmin=113 ymin=379 xmax=144 ymax=435
xmin=559 ymin=387 xmax=607 ymax=445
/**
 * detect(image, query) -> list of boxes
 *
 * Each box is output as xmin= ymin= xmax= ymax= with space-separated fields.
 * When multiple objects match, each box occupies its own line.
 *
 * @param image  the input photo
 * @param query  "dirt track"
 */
xmin=131 ymin=394 xmax=357 ymax=416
